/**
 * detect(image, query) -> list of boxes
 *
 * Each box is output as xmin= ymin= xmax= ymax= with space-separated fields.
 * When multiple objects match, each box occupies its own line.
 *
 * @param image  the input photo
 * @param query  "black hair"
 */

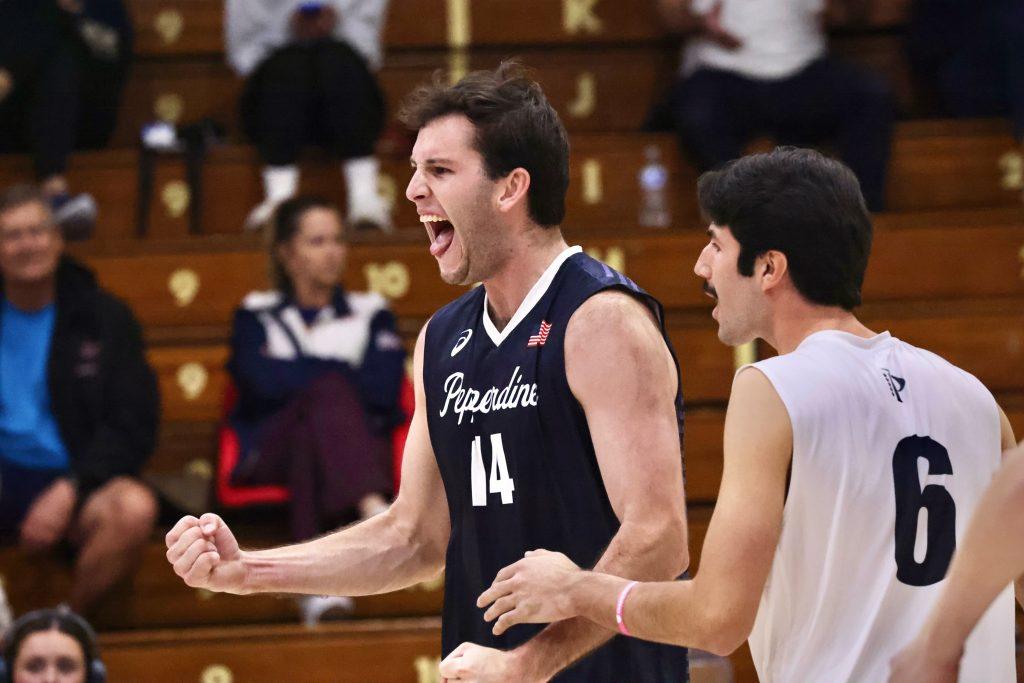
xmin=697 ymin=147 xmax=873 ymax=310
xmin=3 ymin=607 xmax=97 ymax=674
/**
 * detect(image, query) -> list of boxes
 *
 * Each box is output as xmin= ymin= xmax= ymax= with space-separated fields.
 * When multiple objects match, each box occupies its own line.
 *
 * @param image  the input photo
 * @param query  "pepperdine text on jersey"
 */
xmin=440 ymin=366 xmax=539 ymax=425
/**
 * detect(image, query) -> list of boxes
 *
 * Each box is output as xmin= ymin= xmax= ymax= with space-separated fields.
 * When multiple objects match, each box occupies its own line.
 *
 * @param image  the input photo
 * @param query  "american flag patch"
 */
xmin=527 ymin=321 xmax=552 ymax=347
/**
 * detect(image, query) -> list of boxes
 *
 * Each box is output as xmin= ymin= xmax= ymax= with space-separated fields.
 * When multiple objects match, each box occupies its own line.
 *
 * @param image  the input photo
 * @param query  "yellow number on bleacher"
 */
xmin=154 ymin=9 xmax=185 ymax=46
xmin=998 ymin=151 xmax=1024 ymax=191
xmin=200 ymin=664 xmax=233 ymax=683
xmin=186 ymin=459 xmax=213 ymax=481
xmin=584 ymin=246 xmax=626 ymax=273
xmin=581 ymin=159 xmax=603 ymax=205
xmin=446 ymin=0 xmax=471 ymax=48
xmin=155 ymin=93 xmax=184 ymax=123
xmin=364 ymin=262 xmax=411 ymax=300
xmin=568 ymin=72 xmax=596 ymax=119
xmin=448 ymin=50 xmax=469 ymax=85
xmin=162 ymin=181 xmax=191 ymax=219
xmin=563 ymin=0 xmax=603 ymax=35
xmin=168 ymin=268 xmax=200 ymax=308
xmin=414 ymin=656 xmax=442 ymax=683
xmin=176 ymin=363 xmax=208 ymax=402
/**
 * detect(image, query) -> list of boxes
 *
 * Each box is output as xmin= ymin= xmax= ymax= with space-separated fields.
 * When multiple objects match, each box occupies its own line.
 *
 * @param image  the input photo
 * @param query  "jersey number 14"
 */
xmin=471 ymin=433 xmax=516 ymax=506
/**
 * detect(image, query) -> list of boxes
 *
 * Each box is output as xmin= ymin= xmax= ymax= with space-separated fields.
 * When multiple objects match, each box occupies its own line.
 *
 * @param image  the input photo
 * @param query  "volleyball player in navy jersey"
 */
xmin=165 ymin=62 xmax=690 ymax=682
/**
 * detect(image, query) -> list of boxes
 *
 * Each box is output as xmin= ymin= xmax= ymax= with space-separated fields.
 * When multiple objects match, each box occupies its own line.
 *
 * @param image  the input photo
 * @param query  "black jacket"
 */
xmin=0 ymin=257 xmax=159 ymax=498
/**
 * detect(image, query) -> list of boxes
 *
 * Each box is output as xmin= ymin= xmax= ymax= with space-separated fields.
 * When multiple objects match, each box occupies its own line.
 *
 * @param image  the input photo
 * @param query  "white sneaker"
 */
xmin=244 ymin=198 xmax=279 ymax=232
xmin=347 ymin=193 xmax=393 ymax=233
xmin=298 ymin=594 xmax=355 ymax=627
xmin=51 ymin=192 xmax=98 ymax=240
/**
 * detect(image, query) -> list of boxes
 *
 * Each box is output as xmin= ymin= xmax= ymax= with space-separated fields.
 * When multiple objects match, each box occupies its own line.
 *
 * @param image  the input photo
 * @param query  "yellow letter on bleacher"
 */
xmin=201 ymin=664 xmax=233 ymax=683
xmin=584 ymin=246 xmax=626 ymax=273
xmin=998 ymin=151 xmax=1024 ymax=191
xmin=161 ymin=181 xmax=191 ymax=219
xmin=568 ymin=72 xmax=596 ymax=119
xmin=176 ymin=362 xmax=208 ymax=402
xmin=581 ymin=159 xmax=603 ymax=205
xmin=154 ymin=9 xmax=184 ymax=46
xmin=414 ymin=656 xmax=442 ymax=683
xmin=563 ymin=0 xmax=603 ymax=35
xmin=168 ymin=268 xmax=200 ymax=308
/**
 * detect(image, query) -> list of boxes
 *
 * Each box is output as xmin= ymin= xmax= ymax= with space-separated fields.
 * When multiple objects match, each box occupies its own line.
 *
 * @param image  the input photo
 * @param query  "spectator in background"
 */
xmin=907 ymin=0 xmax=1024 ymax=142
xmin=0 ymin=1 xmax=133 ymax=239
xmin=1 ymin=606 xmax=105 ymax=683
xmin=0 ymin=184 xmax=158 ymax=615
xmin=656 ymin=0 xmax=894 ymax=211
xmin=227 ymin=196 xmax=405 ymax=622
xmin=226 ymin=0 xmax=393 ymax=233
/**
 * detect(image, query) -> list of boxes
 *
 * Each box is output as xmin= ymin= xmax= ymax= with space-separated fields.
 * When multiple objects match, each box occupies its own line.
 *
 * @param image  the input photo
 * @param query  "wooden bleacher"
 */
xmin=2 ymin=122 xmax=1018 ymax=245
xmin=56 ymin=207 xmax=1022 ymax=339
xmin=0 ymin=0 xmax=1021 ymax=680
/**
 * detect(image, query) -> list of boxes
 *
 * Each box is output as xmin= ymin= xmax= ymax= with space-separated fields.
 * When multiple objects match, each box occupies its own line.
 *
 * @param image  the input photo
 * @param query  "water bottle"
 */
xmin=638 ymin=145 xmax=671 ymax=228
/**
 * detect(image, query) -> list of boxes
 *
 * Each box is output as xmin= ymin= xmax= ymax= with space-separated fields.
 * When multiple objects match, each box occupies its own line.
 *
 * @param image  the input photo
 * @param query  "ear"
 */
xmin=495 ymin=168 xmax=531 ymax=215
xmin=758 ymin=250 xmax=789 ymax=293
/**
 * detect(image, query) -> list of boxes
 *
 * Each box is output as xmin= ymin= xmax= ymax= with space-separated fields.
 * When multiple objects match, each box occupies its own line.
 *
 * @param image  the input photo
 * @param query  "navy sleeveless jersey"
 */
xmin=423 ymin=247 xmax=689 ymax=681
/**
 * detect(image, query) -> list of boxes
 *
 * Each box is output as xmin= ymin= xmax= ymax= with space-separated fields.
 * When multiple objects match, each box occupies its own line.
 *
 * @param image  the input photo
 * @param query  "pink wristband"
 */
xmin=615 ymin=580 xmax=640 ymax=637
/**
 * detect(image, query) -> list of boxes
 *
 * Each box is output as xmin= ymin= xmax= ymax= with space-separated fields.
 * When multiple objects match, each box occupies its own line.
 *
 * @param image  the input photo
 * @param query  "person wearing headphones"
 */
xmin=0 ymin=606 xmax=105 ymax=683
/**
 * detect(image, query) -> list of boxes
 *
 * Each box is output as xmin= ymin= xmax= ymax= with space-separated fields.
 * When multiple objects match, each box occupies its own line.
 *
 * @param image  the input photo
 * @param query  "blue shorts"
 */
xmin=0 ymin=459 xmax=66 ymax=537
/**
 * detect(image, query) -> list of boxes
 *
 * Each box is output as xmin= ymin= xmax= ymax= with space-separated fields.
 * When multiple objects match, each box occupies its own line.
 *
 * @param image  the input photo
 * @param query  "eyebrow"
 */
xmin=410 ymin=157 xmax=455 ymax=167
xmin=706 ymin=227 xmax=719 ymax=239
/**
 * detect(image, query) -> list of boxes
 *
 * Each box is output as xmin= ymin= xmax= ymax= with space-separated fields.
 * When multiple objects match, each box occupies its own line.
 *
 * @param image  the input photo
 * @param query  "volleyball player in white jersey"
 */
xmin=476 ymin=147 xmax=1021 ymax=682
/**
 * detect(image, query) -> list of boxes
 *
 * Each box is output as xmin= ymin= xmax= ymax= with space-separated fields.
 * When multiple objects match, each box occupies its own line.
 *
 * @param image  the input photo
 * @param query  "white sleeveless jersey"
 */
xmin=745 ymin=330 xmax=1015 ymax=683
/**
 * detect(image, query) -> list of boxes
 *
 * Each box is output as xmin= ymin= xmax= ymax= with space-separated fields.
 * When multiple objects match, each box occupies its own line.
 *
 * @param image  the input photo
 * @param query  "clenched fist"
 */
xmin=165 ymin=513 xmax=249 ymax=594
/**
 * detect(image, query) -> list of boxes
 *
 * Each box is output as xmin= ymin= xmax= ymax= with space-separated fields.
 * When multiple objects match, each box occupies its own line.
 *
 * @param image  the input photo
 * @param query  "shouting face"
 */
xmin=406 ymin=114 xmax=513 ymax=286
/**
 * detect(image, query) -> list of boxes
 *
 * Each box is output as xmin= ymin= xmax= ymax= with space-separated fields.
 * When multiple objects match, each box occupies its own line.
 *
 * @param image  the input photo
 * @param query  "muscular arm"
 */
xmin=168 ymin=324 xmax=450 ymax=598
xmin=510 ymin=291 xmax=690 ymax=679
xmin=889 ymin=409 xmax=1022 ymax=680
xmin=514 ymin=367 xmax=791 ymax=656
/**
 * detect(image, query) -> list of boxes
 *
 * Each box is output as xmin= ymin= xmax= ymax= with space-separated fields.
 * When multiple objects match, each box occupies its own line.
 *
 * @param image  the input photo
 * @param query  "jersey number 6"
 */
xmin=471 ymin=433 xmax=516 ymax=506
xmin=892 ymin=435 xmax=956 ymax=587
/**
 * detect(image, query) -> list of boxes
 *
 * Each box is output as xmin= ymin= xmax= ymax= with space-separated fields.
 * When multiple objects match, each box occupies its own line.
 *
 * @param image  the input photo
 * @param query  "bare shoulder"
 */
xmin=565 ymin=290 xmax=675 ymax=399
xmin=566 ymin=289 xmax=660 ymax=347
xmin=725 ymin=367 xmax=792 ymax=455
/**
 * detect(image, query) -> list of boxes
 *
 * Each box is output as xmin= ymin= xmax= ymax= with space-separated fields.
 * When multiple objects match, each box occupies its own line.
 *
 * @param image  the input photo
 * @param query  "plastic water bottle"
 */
xmin=638 ymin=145 xmax=671 ymax=228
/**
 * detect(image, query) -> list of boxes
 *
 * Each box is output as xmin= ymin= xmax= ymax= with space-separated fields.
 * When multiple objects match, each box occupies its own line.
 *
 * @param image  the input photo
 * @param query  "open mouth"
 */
xmin=702 ymin=281 xmax=717 ymax=301
xmin=421 ymin=215 xmax=455 ymax=257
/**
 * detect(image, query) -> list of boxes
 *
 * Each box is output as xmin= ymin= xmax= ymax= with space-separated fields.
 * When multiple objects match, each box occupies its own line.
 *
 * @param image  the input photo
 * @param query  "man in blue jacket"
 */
xmin=0 ymin=184 xmax=159 ymax=614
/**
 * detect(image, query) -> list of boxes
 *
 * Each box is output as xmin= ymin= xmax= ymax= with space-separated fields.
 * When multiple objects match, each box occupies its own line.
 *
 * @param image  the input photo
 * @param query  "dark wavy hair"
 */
xmin=697 ymin=147 xmax=873 ymax=310
xmin=398 ymin=60 xmax=570 ymax=228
